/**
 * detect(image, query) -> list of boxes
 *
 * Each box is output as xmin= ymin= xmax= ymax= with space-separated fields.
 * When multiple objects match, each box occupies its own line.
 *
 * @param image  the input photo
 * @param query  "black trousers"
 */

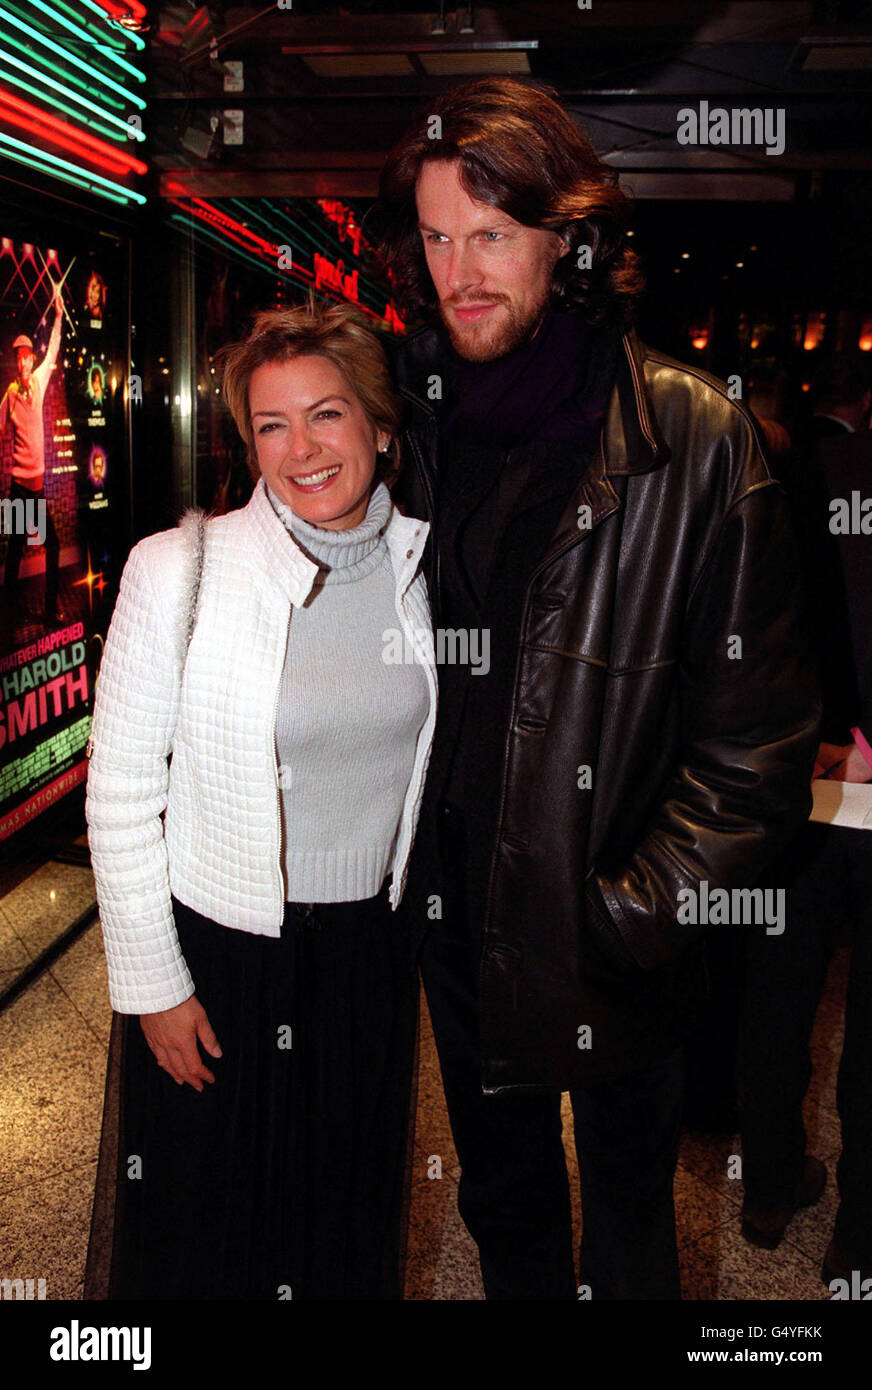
xmin=3 ymin=478 xmax=60 ymax=614
xmin=742 ymin=821 xmax=872 ymax=1263
xmin=104 ymin=888 xmax=418 ymax=1300
xmin=420 ymin=802 xmax=684 ymax=1300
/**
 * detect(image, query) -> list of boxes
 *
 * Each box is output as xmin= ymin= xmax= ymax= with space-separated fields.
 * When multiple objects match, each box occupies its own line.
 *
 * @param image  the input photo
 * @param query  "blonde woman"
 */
xmin=85 ymin=302 xmax=436 ymax=1299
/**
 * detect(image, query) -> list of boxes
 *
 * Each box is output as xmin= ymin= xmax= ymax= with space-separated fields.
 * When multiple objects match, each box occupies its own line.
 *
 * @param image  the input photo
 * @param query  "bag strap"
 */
xmin=85 ymin=508 xmax=208 ymax=763
xmin=182 ymin=508 xmax=208 ymax=658
xmin=165 ymin=509 xmax=206 ymax=766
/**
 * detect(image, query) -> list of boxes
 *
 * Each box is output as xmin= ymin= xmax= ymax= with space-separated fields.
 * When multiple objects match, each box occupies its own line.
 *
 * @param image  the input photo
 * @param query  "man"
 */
xmin=1 ymin=287 xmax=64 ymax=625
xmin=741 ymin=356 xmax=872 ymax=1286
xmin=375 ymin=77 xmax=819 ymax=1302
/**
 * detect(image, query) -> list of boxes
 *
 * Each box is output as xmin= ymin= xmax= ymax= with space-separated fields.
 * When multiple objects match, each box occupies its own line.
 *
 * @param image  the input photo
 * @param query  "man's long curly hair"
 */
xmin=371 ymin=77 xmax=644 ymax=330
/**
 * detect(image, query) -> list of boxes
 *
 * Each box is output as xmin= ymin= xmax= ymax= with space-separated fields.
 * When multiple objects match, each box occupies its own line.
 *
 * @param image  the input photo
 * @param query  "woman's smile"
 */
xmin=286 ymin=463 xmax=342 ymax=491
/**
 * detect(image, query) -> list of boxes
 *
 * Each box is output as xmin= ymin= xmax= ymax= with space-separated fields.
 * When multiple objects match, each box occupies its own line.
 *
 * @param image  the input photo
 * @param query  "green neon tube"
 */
xmin=38 ymin=0 xmax=146 ymax=54
xmin=0 ymin=46 xmax=143 ymax=136
xmin=0 ymin=32 xmax=126 ymax=111
xmin=0 ymin=127 xmax=146 ymax=202
xmin=229 ymin=199 xmax=387 ymax=302
xmin=168 ymin=213 xmax=286 ymax=281
xmin=0 ymin=63 xmax=124 ymax=142
xmin=0 ymin=6 xmax=146 ymax=109
xmin=25 ymin=1 xmax=146 ymax=83
xmin=0 ymin=142 xmax=134 ymax=204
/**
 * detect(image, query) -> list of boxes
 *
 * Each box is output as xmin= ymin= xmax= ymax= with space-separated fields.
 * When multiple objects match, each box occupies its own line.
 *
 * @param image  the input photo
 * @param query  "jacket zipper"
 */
xmin=270 ymin=605 xmax=292 ymax=928
xmin=391 ymin=553 xmax=437 ymax=903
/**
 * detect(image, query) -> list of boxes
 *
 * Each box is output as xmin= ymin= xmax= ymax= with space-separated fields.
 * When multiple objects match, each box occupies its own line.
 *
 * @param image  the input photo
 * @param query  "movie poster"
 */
xmin=0 ymin=234 xmax=128 ymax=840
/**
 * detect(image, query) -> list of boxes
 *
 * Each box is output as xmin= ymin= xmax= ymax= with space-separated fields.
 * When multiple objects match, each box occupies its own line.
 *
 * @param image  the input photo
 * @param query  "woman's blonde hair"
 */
xmin=218 ymin=294 xmax=403 ymax=487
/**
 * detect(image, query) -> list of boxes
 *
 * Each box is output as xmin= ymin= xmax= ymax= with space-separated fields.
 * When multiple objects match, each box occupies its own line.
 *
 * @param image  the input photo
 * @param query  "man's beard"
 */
xmin=440 ymin=288 xmax=550 ymax=362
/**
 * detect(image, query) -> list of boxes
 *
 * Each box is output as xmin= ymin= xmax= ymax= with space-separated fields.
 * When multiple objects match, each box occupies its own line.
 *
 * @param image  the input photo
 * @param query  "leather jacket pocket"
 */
xmin=583 ymin=874 xmax=641 ymax=976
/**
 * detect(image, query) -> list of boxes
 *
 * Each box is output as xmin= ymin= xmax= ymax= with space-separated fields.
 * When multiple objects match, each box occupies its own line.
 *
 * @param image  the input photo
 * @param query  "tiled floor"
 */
xmin=0 ymin=857 xmax=849 ymax=1301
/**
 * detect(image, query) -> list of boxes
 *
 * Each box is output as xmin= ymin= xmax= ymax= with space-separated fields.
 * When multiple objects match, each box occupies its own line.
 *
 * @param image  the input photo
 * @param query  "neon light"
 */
xmin=167 ymin=213 xmax=284 ymax=282
xmin=0 ymin=7 xmax=147 ymax=109
xmin=74 ymin=0 xmax=145 ymax=51
xmin=25 ymin=1 xmax=146 ymax=83
xmin=93 ymin=0 xmax=147 ymax=19
xmin=230 ymin=198 xmax=388 ymax=304
xmin=89 ymin=0 xmax=148 ymax=29
xmin=234 ymin=198 xmax=323 ymax=258
xmin=0 ymin=87 xmax=147 ymax=174
xmin=0 ymin=34 xmax=126 ymax=112
xmin=0 ymin=62 xmax=123 ymax=143
xmin=229 ymin=199 xmax=308 ymax=248
xmin=170 ymin=200 xmax=278 ymax=262
xmin=317 ymin=199 xmax=364 ymax=257
xmin=45 ymin=0 xmax=146 ymax=53
xmin=0 ymin=86 xmax=147 ymax=171
xmin=95 ymin=42 xmax=145 ymax=80
xmin=313 ymin=252 xmax=359 ymax=302
xmin=0 ymin=141 xmax=132 ymax=203
xmin=190 ymin=198 xmax=278 ymax=256
xmin=168 ymin=201 xmax=299 ymax=272
xmin=167 ymin=206 xmax=385 ymax=324
xmin=0 ymin=103 xmax=132 ymax=175
xmin=0 ymin=48 xmax=143 ymax=138
xmin=0 ymin=128 xmax=146 ymax=202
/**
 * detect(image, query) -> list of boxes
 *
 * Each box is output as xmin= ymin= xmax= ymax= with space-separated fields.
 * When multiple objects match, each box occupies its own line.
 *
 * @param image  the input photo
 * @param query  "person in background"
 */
xmin=681 ymin=383 xmax=796 ymax=1136
xmin=741 ymin=355 xmax=872 ymax=1287
xmin=85 ymin=301 xmax=436 ymax=1299
xmin=809 ymin=356 xmax=871 ymax=439
xmin=1 ymin=288 xmax=63 ymax=625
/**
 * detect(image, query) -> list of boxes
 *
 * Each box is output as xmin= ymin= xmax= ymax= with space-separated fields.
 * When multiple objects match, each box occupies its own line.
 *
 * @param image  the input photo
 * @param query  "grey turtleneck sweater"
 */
xmin=266 ymin=481 xmax=429 ymax=903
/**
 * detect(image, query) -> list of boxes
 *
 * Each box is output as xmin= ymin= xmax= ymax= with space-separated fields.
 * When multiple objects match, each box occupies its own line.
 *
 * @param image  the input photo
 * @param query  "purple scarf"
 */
xmin=442 ymin=309 xmax=612 ymax=448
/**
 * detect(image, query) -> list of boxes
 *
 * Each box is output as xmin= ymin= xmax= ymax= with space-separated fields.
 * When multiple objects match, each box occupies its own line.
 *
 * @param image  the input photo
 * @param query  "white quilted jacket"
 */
xmin=85 ymin=478 xmax=437 ymax=1015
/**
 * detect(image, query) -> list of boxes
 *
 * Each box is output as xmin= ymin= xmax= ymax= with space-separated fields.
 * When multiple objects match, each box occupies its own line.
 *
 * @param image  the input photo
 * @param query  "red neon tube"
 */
xmin=0 ymin=86 xmax=147 ymax=175
xmin=189 ymin=198 xmax=278 ymax=256
xmin=166 ymin=198 xmax=280 ymax=263
xmin=167 ymin=198 xmax=387 ymax=325
xmin=89 ymin=0 xmax=148 ymax=23
xmin=0 ymin=104 xmax=141 ymax=177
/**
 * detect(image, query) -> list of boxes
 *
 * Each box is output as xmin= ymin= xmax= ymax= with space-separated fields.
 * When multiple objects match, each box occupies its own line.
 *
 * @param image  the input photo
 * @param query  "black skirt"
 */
xmin=85 ymin=888 xmax=419 ymax=1301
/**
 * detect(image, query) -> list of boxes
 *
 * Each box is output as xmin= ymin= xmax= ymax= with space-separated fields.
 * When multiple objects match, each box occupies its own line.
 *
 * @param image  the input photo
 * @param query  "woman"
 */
xmin=85 ymin=301 xmax=436 ymax=1300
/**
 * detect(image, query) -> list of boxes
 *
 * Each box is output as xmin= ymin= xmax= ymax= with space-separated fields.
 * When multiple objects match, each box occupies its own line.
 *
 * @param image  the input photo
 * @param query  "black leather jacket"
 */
xmin=390 ymin=323 xmax=820 ymax=1091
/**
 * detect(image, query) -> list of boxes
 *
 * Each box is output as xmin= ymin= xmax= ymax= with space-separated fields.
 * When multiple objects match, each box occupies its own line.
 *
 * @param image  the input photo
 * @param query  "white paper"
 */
xmin=809 ymin=778 xmax=872 ymax=829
